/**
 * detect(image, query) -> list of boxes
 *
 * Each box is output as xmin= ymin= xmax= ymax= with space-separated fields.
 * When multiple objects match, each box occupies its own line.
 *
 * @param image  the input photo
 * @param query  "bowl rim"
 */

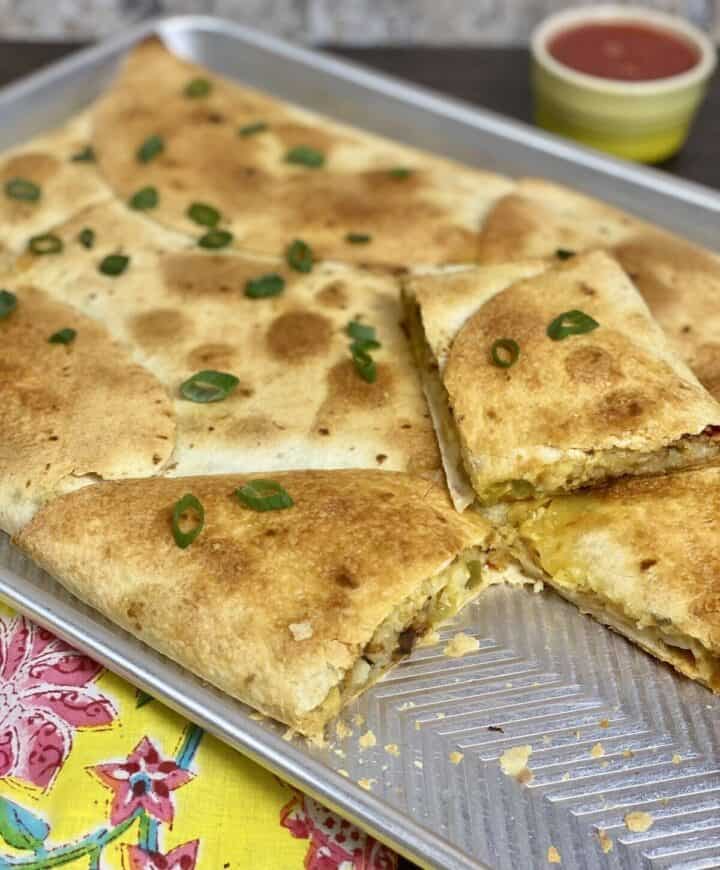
xmin=531 ymin=4 xmax=717 ymax=95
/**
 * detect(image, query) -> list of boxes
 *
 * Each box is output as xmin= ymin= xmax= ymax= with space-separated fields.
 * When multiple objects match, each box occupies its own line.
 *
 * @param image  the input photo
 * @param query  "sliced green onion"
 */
xmin=346 ymin=320 xmax=377 ymax=343
xmin=0 ymin=289 xmax=17 ymax=319
xmin=351 ymin=346 xmax=377 ymax=383
xmin=49 ymin=327 xmax=76 ymax=345
xmin=70 ymin=145 xmax=96 ymax=163
xmin=28 ymin=234 xmax=63 ymax=255
xmin=184 ymin=77 xmax=212 ymax=98
xmin=346 ymin=232 xmax=371 ymax=244
xmin=244 ymin=273 xmax=285 ymax=299
xmin=171 ymin=493 xmax=205 ymax=549
xmin=239 ymin=121 xmax=268 ymax=137
xmin=78 ymin=227 xmax=95 ymax=249
xmin=180 ymin=369 xmax=239 ymax=403
xmin=490 ymin=338 xmax=520 ymax=368
xmin=136 ymin=134 xmax=164 ymax=163
xmin=129 ymin=186 xmax=159 ymax=210
xmin=555 ymin=248 xmax=575 ymax=260
xmin=187 ymin=202 xmax=221 ymax=227
xmin=99 ymin=254 xmax=130 ymax=276
xmin=350 ymin=338 xmax=381 ymax=353
xmin=388 ymin=167 xmax=412 ymax=179
xmin=235 ymin=480 xmax=294 ymax=512
xmin=285 ymin=145 xmax=325 ymax=168
xmin=5 ymin=178 xmax=40 ymax=201
xmin=286 ymin=239 xmax=313 ymax=273
xmin=198 ymin=229 xmax=233 ymax=249
xmin=547 ymin=309 xmax=599 ymax=341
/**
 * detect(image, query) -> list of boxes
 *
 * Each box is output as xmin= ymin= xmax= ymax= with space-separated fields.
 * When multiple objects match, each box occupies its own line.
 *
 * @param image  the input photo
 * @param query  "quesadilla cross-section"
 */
xmin=512 ymin=467 xmax=720 ymax=692
xmin=15 ymin=470 xmax=513 ymax=737
xmin=0 ymin=286 xmax=175 ymax=535
xmin=404 ymin=250 xmax=720 ymax=508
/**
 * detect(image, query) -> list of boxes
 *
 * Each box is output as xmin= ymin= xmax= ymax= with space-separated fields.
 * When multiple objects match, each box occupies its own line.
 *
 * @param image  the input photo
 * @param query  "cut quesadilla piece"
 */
xmin=13 ymin=198 xmax=440 ymax=480
xmin=15 ymin=470 xmax=511 ymax=736
xmin=476 ymin=177 xmax=720 ymax=401
xmin=403 ymin=260 xmax=549 ymax=509
xmin=0 ymin=110 xmax=110 ymax=260
xmin=404 ymin=249 xmax=720 ymax=508
xmin=0 ymin=286 xmax=175 ymax=535
xmin=511 ymin=467 xmax=720 ymax=692
xmin=91 ymin=38 xmax=513 ymax=268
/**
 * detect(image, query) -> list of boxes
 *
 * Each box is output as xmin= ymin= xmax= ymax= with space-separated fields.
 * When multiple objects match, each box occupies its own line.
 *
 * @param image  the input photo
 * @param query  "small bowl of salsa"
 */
xmin=531 ymin=4 xmax=716 ymax=162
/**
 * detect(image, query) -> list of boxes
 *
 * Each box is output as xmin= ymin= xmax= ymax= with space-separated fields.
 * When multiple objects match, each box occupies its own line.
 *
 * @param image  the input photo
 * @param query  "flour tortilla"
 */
xmin=0 ymin=285 xmax=175 ymax=534
xmin=8 ymin=198 xmax=440 ymax=482
xmin=405 ymin=250 xmax=720 ymax=507
xmin=91 ymin=38 xmax=513 ymax=268
xmin=476 ymin=177 xmax=720 ymax=400
xmin=15 ymin=470 xmax=495 ymax=735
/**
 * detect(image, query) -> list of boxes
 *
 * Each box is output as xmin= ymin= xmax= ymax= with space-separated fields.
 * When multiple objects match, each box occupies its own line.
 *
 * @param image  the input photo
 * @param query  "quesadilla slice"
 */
xmin=511 ymin=467 xmax=720 ymax=691
xmin=15 ymin=470 xmax=512 ymax=736
xmin=0 ymin=286 xmax=175 ymax=534
xmin=11 ymin=198 xmax=440 ymax=480
xmin=404 ymin=250 xmax=720 ymax=508
xmin=477 ymin=177 xmax=720 ymax=401
xmin=91 ymin=38 xmax=512 ymax=268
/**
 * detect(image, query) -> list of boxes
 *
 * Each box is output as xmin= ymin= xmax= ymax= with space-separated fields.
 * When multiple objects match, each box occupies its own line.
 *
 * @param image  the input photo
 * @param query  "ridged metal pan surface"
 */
xmin=1 ymin=16 xmax=719 ymax=869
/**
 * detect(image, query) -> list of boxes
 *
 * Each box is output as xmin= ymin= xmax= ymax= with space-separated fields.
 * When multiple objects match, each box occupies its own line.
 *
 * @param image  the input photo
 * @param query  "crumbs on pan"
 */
xmin=359 ymin=730 xmax=376 ymax=749
xmin=672 ymin=753 xmax=682 ymax=764
xmin=622 ymin=749 xmax=634 ymax=758
xmin=597 ymin=829 xmax=613 ymax=853
xmin=444 ymin=632 xmax=480 ymax=658
xmin=547 ymin=845 xmax=561 ymax=864
xmin=449 ymin=751 xmax=464 ymax=765
xmin=590 ymin=742 xmax=605 ymax=759
xmin=353 ymin=713 xmax=365 ymax=727
xmin=420 ymin=630 xmax=440 ymax=646
xmin=560 ymin=772 xmax=570 ymax=782
xmin=499 ymin=745 xmax=533 ymax=784
xmin=398 ymin=701 xmax=416 ymax=711
xmin=338 ymin=769 xmax=349 ymax=778
xmin=358 ymin=778 xmax=376 ymax=791
xmin=288 ymin=621 xmax=313 ymax=641
xmin=624 ymin=811 xmax=654 ymax=833
xmin=248 ymin=711 xmax=266 ymax=721
xmin=414 ymin=760 xmax=423 ymax=770
xmin=599 ymin=718 xmax=610 ymax=728
xmin=335 ymin=720 xmax=353 ymax=740
xmin=282 ymin=727 xmax=296 ymax=742
xmin=385 ymin=743 xmax=400 ymax=757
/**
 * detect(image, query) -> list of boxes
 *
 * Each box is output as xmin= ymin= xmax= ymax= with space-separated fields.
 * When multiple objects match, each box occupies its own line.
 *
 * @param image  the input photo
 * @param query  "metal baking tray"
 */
xmin=1 ymin=15 xmax=720 ymax=870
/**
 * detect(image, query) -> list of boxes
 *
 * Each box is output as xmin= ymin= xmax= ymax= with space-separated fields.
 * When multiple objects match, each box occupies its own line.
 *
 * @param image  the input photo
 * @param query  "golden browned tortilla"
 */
xmin=512 ymin=467 xmax=720 ymax=692
xmin=15 ymin=470 xmax=498 ymax=736
xmin=91 ymin=38 xmax=512 ymax=268
xmin=405 ymin=250 xmax=720 ymax=508
xmin=476 ymin=177 xmax=720 ymax=400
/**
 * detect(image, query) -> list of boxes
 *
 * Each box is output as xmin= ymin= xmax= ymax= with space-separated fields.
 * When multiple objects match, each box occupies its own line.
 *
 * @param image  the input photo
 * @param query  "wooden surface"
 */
xmin=0 ymin=40 xmax=717 ymax=191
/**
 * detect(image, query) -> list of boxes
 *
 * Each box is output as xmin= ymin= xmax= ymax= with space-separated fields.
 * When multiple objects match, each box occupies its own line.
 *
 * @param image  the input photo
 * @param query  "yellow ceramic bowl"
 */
xmin=531 ymin=5 xmax=717 ymax=163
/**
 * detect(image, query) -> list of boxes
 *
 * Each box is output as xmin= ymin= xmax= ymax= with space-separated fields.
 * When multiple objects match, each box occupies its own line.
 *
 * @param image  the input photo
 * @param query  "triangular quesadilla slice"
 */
xmin=91 ymin=38 xmax=512 ymax=268
xmin=15 ymin=470 xmax=515 ymax=736
xmin=511 ymin=467 xmax=720 ymax=691
xmin=477 ymin=177 xmax=720 ymax=401
xmin=404 ymin=250 xmax=720 ymax=508
xmin=9 ymin=198 xmax=440 ymax=481
xmin=0 ymin=286 xmax=175 ymax=534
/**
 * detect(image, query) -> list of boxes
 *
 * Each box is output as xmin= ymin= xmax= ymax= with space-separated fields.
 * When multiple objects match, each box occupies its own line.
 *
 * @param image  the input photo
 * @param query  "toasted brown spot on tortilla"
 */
xmin=321 ymin=358 xmax=393 ymax=412
xmin=599 ymin=389 xmax=647 ymax=425
xmin=266 ymin=310 xmax=333 ymax=362
xmin=335 ymin=569 xmax=360 ymax=589
xmin=163 ymin=253 xmax=288 ymax=298
xmin=1 ymin=153 xmax=59 ymax=185
xmin=129 ymin=308 xmax=192 ymax=350
xmin=186 ymin=342 xmax=238 ymax=371
xmin=640 ymin=559 xmax=657 ymax=571
xmin=315 ymin=281 xmax=349 ymax=309
xmin=564 ymin=345 xmax=617 ymax=384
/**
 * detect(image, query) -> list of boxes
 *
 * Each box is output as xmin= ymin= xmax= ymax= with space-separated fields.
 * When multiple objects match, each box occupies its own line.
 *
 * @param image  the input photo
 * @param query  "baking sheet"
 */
xmin=1 ymin=15 xmax=720 ymax=869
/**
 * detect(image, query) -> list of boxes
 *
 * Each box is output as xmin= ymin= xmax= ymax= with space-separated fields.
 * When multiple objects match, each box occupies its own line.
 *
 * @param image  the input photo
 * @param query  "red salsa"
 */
xmin=548 ymin=21 xmax=700 ymax=81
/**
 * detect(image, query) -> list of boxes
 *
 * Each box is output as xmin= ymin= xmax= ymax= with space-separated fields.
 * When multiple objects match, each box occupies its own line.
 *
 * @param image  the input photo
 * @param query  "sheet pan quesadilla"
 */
xmin=404 ymin=250 xmax=720 ymax=508
xmin=509 ymin=467 xmax=720 ymax=691
xmin=477 ymin=177 xmax=720 ymax=400
xmin=91 ymin=38 xmax=513 ymax=269
xmin=14 ymin=470 xmax=517 ymax=736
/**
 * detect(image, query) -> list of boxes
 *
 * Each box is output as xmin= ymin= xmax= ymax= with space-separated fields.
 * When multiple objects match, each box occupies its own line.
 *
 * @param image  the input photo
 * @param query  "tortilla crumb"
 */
xmin=248 ymin=711 xmax=266 ymax=721
xmin=574 ymin=730 xmax=581 ymax=739
xmin=282 ymin=728 xmax=296 ymax=741
xmin=599 ymin=718 xmax=610 ymax=728
xmin=449 ymin=751 xmax=464 ymax=765
xmin=288 ymin=621 xmax=313 ymax=641
xmin=590 ymin=742 xmax=605 ymax=759
xmin=547 ymin=845 xmax=561 ymax=864
xmin=398 ymin=701 xmax=415 ymax=711
xmin=358 ymin=778 xmax=375 ymax=791
xmin=333 ymin=748 xmax=346 ymax=757
xmin=597 ymin=829 xmax=613 ymax=853
xmin=335 ymin=721 xmax=353 ymax=740
xmin=542 ymin=735 xmax=552 ymax=745
xmin=385 ymin=743 xmax=400 ymax=757
xmin=414 ymin=760 xmax=423 ymax=770
xmin=444 ymin=632 xmax=480 ymax=658
xmin=359 ymin=730 xmax=377 ymax=749
xmin=352 ymin=714 xmax=365 ymax=726
xmin=672 ymin=753 xmax=682 ymax=765
xmin=561 ymin=772 xmax=570 ymax=782
xmin=421 ymin=630 xmax=440 ymax=646
xmin=625 ymin=811 xmax=654 ymax=833
xmin=338 ymin=769 xmax=349 ymax=778
xmin=499 ymin=745 xmax=533 ymax=784
xmin=622 ymin=749 xmax=634 ymax=758
xmin=414 ymin=721 xmax=421 ymax=731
